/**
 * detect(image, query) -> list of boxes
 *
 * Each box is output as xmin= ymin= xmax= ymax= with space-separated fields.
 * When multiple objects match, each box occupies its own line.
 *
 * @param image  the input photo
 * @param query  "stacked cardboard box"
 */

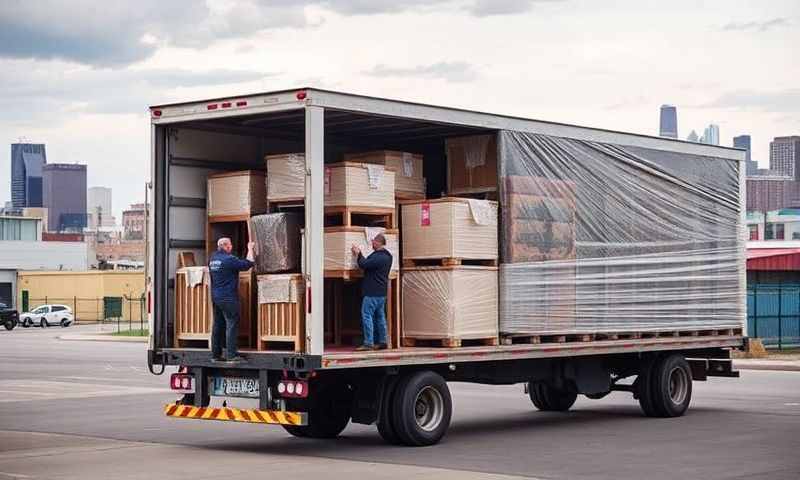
xmin=344 ymin=150 xmax=425 ymax=200
xmin=325 ymin=162 xmax=395 ymax=209
xmin=207 ymin=170 xmax=267 ymax=217
xmin=323 ymin=227 xmax=400 ymax=273
xmin=265 ymin=153 xmax=305 ymax=203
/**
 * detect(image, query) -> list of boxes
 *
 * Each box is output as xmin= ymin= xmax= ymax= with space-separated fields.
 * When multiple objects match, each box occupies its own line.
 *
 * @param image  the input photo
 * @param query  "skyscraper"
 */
xmin=733 ymin=135 xmax=758 ymax=175
xmin=687 ymin=130 xmax=699 ymax=143
xmin=10 ymin=143 xmax=46 ymax=208
xmin=659 ymin=105 xmax=678 ymax=138
xmin=43 ymin=164 xmax=87 ymax=232
xmin=770 ymin=136 xmax=800 ymax=180
xmin=87 ymin=186 xmax=113 ymax=229
xmin=701 ymin=124 xmax=720 ymax=146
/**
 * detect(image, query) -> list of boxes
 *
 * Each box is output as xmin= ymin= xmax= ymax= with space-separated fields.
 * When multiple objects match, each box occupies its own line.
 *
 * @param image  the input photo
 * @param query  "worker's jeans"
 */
xmin=211 ymin=300 xmax=239 ymax=359
xmin=361 ymin=296 xmax=387 ymax=346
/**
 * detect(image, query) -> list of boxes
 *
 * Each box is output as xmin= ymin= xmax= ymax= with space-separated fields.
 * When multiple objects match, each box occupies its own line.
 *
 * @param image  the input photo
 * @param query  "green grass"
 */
xmin=109 ymin=329 xmax=149 ymax=337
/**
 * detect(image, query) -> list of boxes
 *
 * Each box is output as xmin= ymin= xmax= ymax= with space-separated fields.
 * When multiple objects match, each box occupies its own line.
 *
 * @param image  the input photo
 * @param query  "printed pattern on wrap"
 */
xmin=257 ymin=275 xmax=300 ymax=304
xmin=402 ymin=152 xmax=414 ymax=177
xmin=466 ymin=199 xmax=495 ymax=226
xmin=365 ymin=164 xmax=384 ymax=189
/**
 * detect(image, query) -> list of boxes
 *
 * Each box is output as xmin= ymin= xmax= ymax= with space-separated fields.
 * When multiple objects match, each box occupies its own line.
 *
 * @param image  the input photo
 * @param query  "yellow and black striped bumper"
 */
xmin=164 ymin=403 xmax=307 ymax=426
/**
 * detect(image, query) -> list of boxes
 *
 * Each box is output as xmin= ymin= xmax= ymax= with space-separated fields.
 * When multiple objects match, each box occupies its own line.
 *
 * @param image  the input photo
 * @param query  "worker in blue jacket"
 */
xmin=351 ymin=233 xmax=392 ymax=351
xmin=209 ymin=237 xmax=255 ymax=363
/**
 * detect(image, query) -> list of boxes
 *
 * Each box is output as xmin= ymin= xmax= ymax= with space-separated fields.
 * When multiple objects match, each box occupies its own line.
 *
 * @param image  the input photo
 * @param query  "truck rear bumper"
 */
xmin=164 ymin=403 xmax=307 ymax=426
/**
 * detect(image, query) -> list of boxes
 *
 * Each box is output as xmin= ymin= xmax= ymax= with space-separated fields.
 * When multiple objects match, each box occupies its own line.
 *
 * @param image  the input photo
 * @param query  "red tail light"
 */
xmin=221 ymin=102 xmax=231 ymax=108
xmin=277 ymin=380 xmax=308 ymax=398
xmin=170 ymin=373 xmax=194 ymax=392
xmin=236 ymin=101 xmax=247 ymax=107
xmin=152 ymin=109 xmax=162 ymax=117
xmin=207 ymin=104 xmax=218 ymax=110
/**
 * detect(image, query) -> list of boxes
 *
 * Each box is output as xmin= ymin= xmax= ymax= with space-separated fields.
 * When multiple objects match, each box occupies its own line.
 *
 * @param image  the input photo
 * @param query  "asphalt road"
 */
xmin=0 ymin=325 xmax=798 ymax=480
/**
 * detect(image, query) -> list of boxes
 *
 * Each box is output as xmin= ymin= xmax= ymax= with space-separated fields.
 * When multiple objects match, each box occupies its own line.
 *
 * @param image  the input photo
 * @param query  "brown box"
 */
xmin=324 ymin=162 xmax=395 ymax=209
xmin=256 ymin=274 xmax=305 ymax=352
xmin=446 ymin=134 xmax=498 ymax=194
xmin=401 ymin=198 xmax=498 ymax=260
xmin=323 ymin=227 xmax=399 ymax=272
xmin=402 ymin=266 xmax=498 ymax=342
xmin=344 ymin=150 xmax=425 ymax=199
xmin=207 ymin=170 xmax=267 ymax=217
xmin=265 ymin=153 xmax=305 ymax=202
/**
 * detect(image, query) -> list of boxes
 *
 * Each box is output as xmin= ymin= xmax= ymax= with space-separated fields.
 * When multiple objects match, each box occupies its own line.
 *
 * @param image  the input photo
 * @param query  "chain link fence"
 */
xmin=22 ymin=295 xmax=147 ymax=333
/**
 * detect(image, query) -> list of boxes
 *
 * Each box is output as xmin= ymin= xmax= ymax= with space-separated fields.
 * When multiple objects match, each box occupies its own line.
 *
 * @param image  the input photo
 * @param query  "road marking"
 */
xmin=0 ymin=380 xmax=167 ymax=403
xmin=785 ymin=402 xmax=799 ymax=406
xmin=0 ymin=472 xmax=32 ymax=479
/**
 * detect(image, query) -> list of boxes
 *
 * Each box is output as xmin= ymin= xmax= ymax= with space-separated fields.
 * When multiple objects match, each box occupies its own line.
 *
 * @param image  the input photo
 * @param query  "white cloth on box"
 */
xmin=402 ymin=153 xmax=414 ymax=177
xmin=463 ymin=135 xmax=490 ymax=169
xmin=258 ymin=275 xmax=299 ymax=304
xmin=184 ymin=266 xmax=206 ymax=288
xmin=365 ymin=164 xmax=384 ymax=189
xmin=467 ymin=199 xmax=494 ymax=226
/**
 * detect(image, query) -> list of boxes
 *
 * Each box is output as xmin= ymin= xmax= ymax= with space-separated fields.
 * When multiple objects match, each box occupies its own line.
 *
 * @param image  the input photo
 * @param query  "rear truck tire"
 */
xmin=636 ymin=355 xmax=661 ymax=417
xmin=282 ymin=383 xmax=352 ymax=439
xmin=584 ymin=391 xmax=610 ymax=400
xmin=3 ymin=320 xmax=15 ymax=331
xmin=22 ymin=318 xmax=31 ymax=328
xmin=528 ymin=381 xmax=578 ymax=411
xmin=649 ymin=354 xmax=692 ymax=418
xmin=391 ymin=370 xmax=452 ymax=446
xmin=376 ymin=375 xmax=402 ymax=445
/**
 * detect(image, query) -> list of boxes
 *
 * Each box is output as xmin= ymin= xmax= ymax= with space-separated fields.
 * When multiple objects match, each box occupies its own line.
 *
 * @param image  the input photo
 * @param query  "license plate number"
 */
xmin=210 ymin=377 xmax=259 ymax=398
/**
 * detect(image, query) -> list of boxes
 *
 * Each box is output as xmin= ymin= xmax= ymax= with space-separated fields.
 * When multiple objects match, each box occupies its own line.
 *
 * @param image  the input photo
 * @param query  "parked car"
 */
xmin=20 ymin=305 xmax=74 ymax=328
xmin=0 ymin=303 xmax=19 ymax=330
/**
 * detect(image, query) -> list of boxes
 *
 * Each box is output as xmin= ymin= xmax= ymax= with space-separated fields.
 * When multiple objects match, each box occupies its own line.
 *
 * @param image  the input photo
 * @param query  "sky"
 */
xmin=1 ymin=0 xmax=798 ymax=220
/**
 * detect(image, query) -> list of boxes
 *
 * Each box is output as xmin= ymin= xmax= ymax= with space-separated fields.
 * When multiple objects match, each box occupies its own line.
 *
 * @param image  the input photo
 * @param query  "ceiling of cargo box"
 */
xmin=175 ymin=108 xmax=492 ymax=151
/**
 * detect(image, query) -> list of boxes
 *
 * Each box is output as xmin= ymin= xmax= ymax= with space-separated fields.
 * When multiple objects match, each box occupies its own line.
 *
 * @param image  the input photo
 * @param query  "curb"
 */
xmin=733 ymin=360 xmax=800 ymax=372
xmin=58 ymin=334 xmax=148 ymax=343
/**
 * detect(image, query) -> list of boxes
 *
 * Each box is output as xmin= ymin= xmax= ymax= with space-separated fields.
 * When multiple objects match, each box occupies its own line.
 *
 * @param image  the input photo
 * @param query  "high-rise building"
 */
xmin=42 ymin=164 xmax=87 ymax=232
xmin=10 ymin=143 xmax=46 ymax=208
xmin=122 ymin=203 xmax=146 ymax=240
xmin=687 ymin=130 xmax=699 ymax=142
xmin=747 ymin=175 xmax=800 ymax=211
xmin=700 ymin=124 xmax=720 ymax=146
xmin=733 ymin=135 xmax=758 ymax=175
xmin=87 ymin=186 xmax=114 ymax=229
xmin=770 ymin=136 xmax=800 ymax=180
xmin=659 ymin=105 xmax=678 ymax=138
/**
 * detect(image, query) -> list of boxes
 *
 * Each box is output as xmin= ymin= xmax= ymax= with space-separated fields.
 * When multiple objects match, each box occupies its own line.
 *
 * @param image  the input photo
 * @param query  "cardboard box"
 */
xmin=446 ymin=134 xmax=498 ymax=194
xmin=323 ymin=227 xmax=399 ymax=272
xmin=265 ymin=153 xmax=305 ymax=202
xmin=402 ymin=266 xmax=498 ymax=341
xmin=401 ymin=198 xmax=498 ymax=260
xmin=207 ymin=170 xmax=267 ymax=217
xmin=344 ymin=150 xmax=425 ymax=199
xmin=325 ymin=162 xmax=395 ymax=209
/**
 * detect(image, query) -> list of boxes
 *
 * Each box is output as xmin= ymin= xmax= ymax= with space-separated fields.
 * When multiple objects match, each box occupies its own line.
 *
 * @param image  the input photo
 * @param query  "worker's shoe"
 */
xmin=210 ymin=355 xmax=225 ymax=363
xmin=374 ymin=343 xmax=388 ymax=350
xmin=224 ymin=356 xmax=244 ymax=363
xmin=355 ymin=344 xmax=374 ymax=351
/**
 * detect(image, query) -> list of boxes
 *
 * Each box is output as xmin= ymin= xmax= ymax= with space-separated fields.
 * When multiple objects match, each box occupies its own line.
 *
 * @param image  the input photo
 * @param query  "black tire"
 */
xmin=282 ymin=383 xmax=352 ymax=439
xmin=585 ymin=391 xmax=610 ymax=400
xmin=60 ymin=318 xmax=70 ymax=327
xmin=636 ymin=356 xmax=661 ymax=417
xmin=528 ymin=381 xmax=577 ymax=411
xmin=40 ymin=318 xmax=47 ymax=328
xmin=649 ymin=354 xmax=692 ymax=418
xmin=3 ymin=320 xmax=14 ymax=331
xmin=391 ymin=371 xmax=452 ymax=447
xmin=22 ymin=318 xmax=31 ymax=328
xmin=376 ymin=375 xmax=402 ymax=445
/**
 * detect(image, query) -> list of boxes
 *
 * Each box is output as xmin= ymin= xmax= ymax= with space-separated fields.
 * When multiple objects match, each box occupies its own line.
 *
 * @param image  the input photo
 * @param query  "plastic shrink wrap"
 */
xmin=249 ymin=213 xmax=302 ymax=274
xmin=344 ymin=151 xmax=425 ymax=198
xmin=498 ymin=131 xmax=745 ymax=335
xmin=207 ymin=170 xmax=267 ymax=217
xmin=324 ymin=162 xmax=395 ymax=209
xmin=401 ymin=198 xmax=498 ymax=260
xmin=402 ymin=266 xmax=498 ymax=340
xmin=265 ymin=153 xmax=305 ymax=202
xmin=324 ymin=227 xmax=399 ymax=272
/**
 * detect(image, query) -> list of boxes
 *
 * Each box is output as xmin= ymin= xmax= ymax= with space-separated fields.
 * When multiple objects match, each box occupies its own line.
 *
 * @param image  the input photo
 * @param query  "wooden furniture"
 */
xmin=265 ymin=153 xmax=305 ymax=203
xmin=400 ymin=198 xmax=498 ymax=262
xmin=324 ymin=162 xmax=395 ymax=209
xmin=402 ymin=266 xmax=498 ymax=347
xmin=174 ymin=267 xmax=212 ymax=347
xmin=207 ymin=170 xmax=267 ymax=217
xmin=256 ymin=274 xmax=305 ymax=352
xmin=237 ymin=270 xmax=256 ymax=348
xmin=344 ymin=150 xmax=425 ymax=200
xmin=446 ymin=134 xmax=498 ymax=195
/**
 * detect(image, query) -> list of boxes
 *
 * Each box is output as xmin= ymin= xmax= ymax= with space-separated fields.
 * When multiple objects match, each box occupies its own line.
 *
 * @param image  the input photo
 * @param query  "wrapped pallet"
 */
xmin=324 ymin=227 xmax=399 ymax=272
xmin=248 ymin=213 xmax=302 ymax=274
xmin=401 ymin=198 xmax=498 ymax=261
xmin=324 ymin=162 xmax=395 ymax=209
xmin=207 ymin=170 xmax=267 ymax=217
xmin=446 ymin=134 xmax=498 ymax=194
xmin=265 ymin=153 xmax=305 ymax=202
xmin=498 ymin=131 xmax=744 ymax=336
xmin=344 ymin=150 xmax=425 ymax=199
xmin=402 ymin=266 xmax=498 ymax=347
xmin=257 ymin=274 xmax=305 ymax=352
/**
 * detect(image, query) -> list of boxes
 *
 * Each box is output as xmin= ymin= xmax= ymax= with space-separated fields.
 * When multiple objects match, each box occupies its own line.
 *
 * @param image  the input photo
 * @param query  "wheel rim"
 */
xmin=668 ymin=366 xmax=689 ymax=405
xmin=414 ymin=386 xmax=444 ymax=432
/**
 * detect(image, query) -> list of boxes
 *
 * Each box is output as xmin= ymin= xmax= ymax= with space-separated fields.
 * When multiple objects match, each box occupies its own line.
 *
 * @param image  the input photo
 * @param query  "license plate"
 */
xmin=209 ymin=377 xmax=260 ymax=398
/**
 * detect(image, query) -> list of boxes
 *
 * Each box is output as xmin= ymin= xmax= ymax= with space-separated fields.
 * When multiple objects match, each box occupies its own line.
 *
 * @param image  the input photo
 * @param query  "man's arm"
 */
xmin=357 ymin=251 xmax=389 ymax=271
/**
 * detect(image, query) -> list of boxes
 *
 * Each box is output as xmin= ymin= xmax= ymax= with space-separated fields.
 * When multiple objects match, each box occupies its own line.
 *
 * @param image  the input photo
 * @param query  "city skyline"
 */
xmin=659 ymin=105 xmax=678 ymax=138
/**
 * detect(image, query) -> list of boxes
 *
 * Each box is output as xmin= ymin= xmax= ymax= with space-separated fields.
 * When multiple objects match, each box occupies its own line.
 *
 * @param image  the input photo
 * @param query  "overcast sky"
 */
xmin=1 ymin=0 xmax=798 ymax=220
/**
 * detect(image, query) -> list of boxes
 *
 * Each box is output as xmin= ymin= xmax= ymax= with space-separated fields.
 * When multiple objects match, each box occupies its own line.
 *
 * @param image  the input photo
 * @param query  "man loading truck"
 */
xmin=209 ymin=237 xmax=255 ymax=363
xmin=351 ymin=233 xmax=392 ymax=351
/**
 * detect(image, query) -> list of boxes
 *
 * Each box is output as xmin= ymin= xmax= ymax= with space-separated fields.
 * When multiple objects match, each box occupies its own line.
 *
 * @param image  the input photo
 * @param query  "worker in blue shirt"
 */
xmin=351 ymin=233 xmax=392 ymax=351
xmin=209 ymin=237 xmax=255 ymax=363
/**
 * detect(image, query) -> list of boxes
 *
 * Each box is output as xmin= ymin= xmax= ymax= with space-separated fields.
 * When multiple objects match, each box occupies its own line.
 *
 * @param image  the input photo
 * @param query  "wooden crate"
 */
xmin=400 ymin=198 xmax=497 ymax=261
xmin=343 ymin=150 xmax=425 ymax=199
xmin=402 ymin=266 xmax=498 ymax=347
xmin=446 ymin=134 xmax=498 ymax=195
xmin=256 ymin=274 xmax=305 ymax=352
xmin=237 ymin=270 xmax=256 ymax=347
xmin=325 ymin=162 xmax=395 ymax=209
xmin=207 ymin=170 xmax=267 ymax=217
xmin=174 ymin=267 xmax=212 ymax=346
xmin=265 ymin=153 xmax=305 ymax=203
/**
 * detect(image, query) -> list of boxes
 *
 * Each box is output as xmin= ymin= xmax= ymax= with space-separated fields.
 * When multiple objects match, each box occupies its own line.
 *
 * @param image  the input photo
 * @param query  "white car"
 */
xmin=20 ymin=305 xmax=74 ymax=328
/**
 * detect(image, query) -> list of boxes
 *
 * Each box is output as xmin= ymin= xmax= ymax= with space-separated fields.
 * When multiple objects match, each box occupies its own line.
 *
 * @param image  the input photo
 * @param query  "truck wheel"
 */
xmin=649 ymin=354 xmax=692 ymax=418
xmin=528 ymin=382 xmax=577 ymax=411
xmin=584 ymin=391 xmax=610 ymax=400
xmin=636 ymin=356 xmax=661 ymax=417
xmin=391 ymin=371 xmax=452 ymax=446
xmin=3 ymin=320 xmax=14 ymax=331
xmin=282 ymin=383 xmax=351 ymax=439
xmin=376 ymin=375 xmax=402 ymax=445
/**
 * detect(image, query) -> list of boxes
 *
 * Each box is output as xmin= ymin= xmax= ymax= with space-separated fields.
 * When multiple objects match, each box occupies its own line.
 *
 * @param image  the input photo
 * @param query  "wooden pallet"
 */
xmin=501 ymin=327 xmax=744 ymax=345
xmin=324 ymin=206 xmax=396 ymax=228
xmin=402 ymin=336 xmax=499 ymax=348
xmin=402 ymin=257 xmax=498 ymax=268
